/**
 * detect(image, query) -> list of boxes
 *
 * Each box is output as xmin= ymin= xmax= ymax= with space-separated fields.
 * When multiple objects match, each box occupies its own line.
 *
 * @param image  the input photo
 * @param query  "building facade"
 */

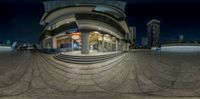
xmin=128 ymin=27 xmax=136 ymax=45
xmin=39 ymin=0 xmax=131 ymax=54
xmin=147 ymin=19 xmax=160 ymax=48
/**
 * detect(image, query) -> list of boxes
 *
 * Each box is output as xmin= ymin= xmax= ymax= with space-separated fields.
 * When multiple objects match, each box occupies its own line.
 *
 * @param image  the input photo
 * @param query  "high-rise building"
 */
xmin=147 ymin=19 xmax=160 ymax=48
xmin=142 ymin=37 xmax=148 ymax=47
xmin=128 ymin=27 xmax=136 ymax=45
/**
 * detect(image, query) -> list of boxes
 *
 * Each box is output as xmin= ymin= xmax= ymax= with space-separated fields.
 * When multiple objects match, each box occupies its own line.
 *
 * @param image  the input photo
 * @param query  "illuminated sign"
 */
xmin=71 ymin=32 xmax=81 ymax=40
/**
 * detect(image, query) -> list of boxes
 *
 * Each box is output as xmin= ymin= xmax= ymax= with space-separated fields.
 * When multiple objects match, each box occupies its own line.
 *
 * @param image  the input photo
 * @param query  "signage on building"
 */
xmin=66 ymin=28 xmax=79 ymax=34
xmin=71 ymin=32 xmax=81 ymax=40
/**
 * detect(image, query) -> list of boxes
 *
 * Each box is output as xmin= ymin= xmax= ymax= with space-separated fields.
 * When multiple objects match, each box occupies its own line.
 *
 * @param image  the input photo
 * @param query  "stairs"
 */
xmin=38 ymin=52 xmax=129 ymax=93
xmin=53 ymin=52 xmax=125 ymax=64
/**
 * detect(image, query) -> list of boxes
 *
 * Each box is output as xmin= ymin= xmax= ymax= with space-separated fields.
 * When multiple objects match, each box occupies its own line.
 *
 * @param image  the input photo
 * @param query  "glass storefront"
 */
xmin=43 ymin=31 xmax=119 ymax=52
xmin=56 ymin=32 xmax=81 ymax=51
xmin=89 ymin=31 xmax=100 ymax=51
xmin=89 ymin=31 xmax=117 ymax=52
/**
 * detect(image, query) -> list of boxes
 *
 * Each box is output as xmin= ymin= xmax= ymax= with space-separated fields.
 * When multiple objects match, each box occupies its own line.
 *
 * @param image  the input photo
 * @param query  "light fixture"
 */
xmin=105 ymin=34 xmax=109 ymax=37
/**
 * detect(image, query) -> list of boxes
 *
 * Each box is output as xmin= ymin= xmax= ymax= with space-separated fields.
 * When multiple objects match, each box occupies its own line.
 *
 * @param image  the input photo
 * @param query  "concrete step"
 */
xmin=43 ymin=53 xmax=127 ymax=70
xmin=37 ymin=52 xmax=129 ymax=89
xmin=41 ymin=53 xmax=127 ymax=75
xmin=40 ymin=53 xmax=127 ymax=81
xmin=56 ymin=53 xmax=122 ymax=60
xmin=54 ymin=52 xmax=125 ymax=64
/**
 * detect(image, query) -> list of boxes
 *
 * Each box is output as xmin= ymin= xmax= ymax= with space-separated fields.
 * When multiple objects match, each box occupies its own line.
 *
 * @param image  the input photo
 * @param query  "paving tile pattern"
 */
xmin=134 ymin=51 xmax=200 ymax=96
xmin=0 ymin=50 xmax=200 ymax=98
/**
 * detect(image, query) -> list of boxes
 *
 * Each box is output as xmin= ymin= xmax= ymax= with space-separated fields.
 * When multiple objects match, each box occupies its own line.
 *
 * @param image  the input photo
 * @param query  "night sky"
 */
xmin=0 ymin=0 xmax=200 ymax=44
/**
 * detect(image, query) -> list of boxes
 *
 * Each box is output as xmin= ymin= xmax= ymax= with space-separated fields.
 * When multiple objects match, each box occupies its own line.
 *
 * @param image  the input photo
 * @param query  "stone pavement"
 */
xmin=0 ymin=50 xmax=200 ymax=98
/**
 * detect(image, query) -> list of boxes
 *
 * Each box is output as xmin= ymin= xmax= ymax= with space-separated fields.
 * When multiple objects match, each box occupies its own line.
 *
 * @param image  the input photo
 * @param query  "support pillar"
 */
xmin=81 ymin=32 xmax=89 ymax=54
xmin=127 ymin=44 xmax=129 ymax=51
xmin=102 ymin=34 xmax=105 ymax=52
xmin=71 ymin=37 xmax=74 ymax=51
xmin=115 ymin=40 xmax=118 ymax=52
xmin=52 ymin=37 xmax=57 ymax=49
xmin=98 ymin=41 xmax=100 ymax=52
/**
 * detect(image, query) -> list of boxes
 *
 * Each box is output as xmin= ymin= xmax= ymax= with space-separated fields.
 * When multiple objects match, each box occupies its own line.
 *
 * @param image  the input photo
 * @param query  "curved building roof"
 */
xmin=44 ymin=0 xmax=126 ymax=12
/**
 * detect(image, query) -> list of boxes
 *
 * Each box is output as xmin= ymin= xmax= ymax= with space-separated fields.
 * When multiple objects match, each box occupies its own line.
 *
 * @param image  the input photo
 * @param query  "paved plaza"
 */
xmin=0 ymin=49 xmax=200 ymax=99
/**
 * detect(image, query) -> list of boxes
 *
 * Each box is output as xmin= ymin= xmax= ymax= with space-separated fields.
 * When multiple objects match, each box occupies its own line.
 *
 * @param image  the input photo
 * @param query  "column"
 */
xmin=108 ymin=43 xmax=109 ymax=51
xmin=102 ymin=34 xmax=104 ymax=52
xmin=118 ymin=40 xmax=122 ymax=51
xmin=109 ymin=43 xmax=111 ymax=51
xmin=98 ymin=41 xmax=100 ymax=52
xmin=81 ymin=32 xmax=89 ymax=54
xmin=52 ymin=37 xmax=57 ymax=49
xmin=123 ymin=43 xmax=125 ymax=51
xmin=71 ymin=37 xmax=74 ymax=51
xmin=115 ymin=40 xmax=118 ymax=52
xmin=127 ymin=44 xmax=129 ymax=51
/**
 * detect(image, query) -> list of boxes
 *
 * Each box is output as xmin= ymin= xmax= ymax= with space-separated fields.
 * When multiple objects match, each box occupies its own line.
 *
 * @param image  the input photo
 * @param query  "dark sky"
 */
xmin=0 ymin=0 xmax=44 ymax=43
xmin=125 ymin=0 xmax=200 ymax=44
xmin=0 ymin=0 xmax=200 ymax=44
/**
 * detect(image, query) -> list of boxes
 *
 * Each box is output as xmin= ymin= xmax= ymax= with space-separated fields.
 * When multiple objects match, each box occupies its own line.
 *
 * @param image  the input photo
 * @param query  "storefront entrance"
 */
xmin=56 ymin=32 xmax=81 ymax=51
xmin=89 ymin=31 xmax=118 ymax=52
